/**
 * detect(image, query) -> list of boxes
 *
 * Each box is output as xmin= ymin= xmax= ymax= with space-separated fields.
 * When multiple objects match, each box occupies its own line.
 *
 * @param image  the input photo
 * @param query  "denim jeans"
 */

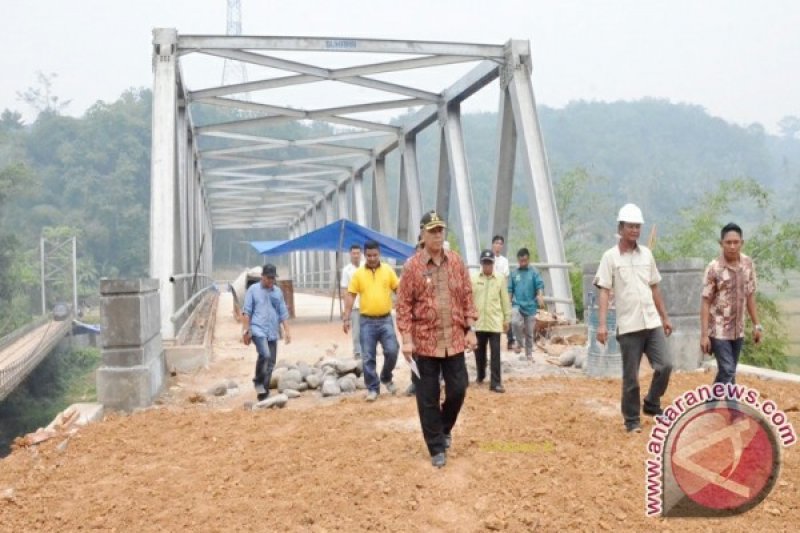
xmin=618 ymin=327 xmax=672 ymax=429
xmin=350 ymin=308 xmax=362 ymax=357
xmin=359 ymin=315 xmax=399 ymax=393
xmin=475 ymin=331 xmax=502 ymax=387
xmin=711 ymin=337 xmax=744 ymax=384
xmin=511 ymin=308 xmax=536 ymax=357
xmin=252 ymin=336 xmax=278 ymax=393
xmin=412 ymin=353 xmax=469 ymax=456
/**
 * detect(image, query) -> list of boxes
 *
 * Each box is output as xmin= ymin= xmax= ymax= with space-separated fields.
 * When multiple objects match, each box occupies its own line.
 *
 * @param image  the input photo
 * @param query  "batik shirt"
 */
xmin=702 ymin=254 xmax=757 ymax=340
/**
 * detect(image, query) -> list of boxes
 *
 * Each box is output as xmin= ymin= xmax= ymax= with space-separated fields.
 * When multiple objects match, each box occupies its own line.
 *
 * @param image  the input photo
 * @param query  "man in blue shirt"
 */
xmin=242 ymin=264 xmax=291 ymax=401
xmin=508 ymin=248 xmax=545 ymax=361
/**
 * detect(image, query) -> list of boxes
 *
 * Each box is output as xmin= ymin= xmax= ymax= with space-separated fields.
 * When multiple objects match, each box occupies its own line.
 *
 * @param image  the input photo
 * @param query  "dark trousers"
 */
xmin=412 ymin=353 xmax=469 ymax=456
xmin=618 ymin=327 xmax=672 ymax=428
xmin=474 ymin=331 xmax=502 ymax=387
xmin=711 ymin=337 xmax=744 ymax=384
xmin=253 ymin=337 xmax=278 ymax=392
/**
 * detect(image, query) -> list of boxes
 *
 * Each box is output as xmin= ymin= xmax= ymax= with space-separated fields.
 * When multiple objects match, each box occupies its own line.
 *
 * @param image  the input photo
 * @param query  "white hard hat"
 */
xmin=617 ymin=203 xmax=644 ymax=224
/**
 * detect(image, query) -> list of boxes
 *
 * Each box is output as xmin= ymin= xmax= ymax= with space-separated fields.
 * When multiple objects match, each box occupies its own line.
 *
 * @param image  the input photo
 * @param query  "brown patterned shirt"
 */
xmin=702 ymin=253 xmax=757 ymax=340
xmin=396 ymin=248 xmax=478 ymax=357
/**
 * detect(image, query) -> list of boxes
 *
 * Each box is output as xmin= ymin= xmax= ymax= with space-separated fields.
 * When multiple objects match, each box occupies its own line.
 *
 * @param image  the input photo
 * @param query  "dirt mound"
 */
xmin=0 ymin=372 xmax=797 ymax=531
xmin=2 ymin=292 xmax=797 ymax=530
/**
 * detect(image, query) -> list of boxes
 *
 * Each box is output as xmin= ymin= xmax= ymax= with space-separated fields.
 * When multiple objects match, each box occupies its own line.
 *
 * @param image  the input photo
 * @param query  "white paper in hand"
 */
xmin=408 ymin=358 xmax=421 ymax=379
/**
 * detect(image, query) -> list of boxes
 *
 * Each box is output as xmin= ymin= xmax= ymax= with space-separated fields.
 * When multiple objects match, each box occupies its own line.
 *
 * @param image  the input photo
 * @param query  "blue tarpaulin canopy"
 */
xmin=252 ymin=219 xmax=415 ymax=260
xmin=250 ymin=240 xmax=288 ymax=254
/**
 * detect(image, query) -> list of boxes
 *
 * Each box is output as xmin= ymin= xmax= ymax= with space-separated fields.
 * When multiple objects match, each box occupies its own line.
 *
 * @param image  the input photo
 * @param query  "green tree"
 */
xmin=16 ymin=71 xmax=71 ymax=115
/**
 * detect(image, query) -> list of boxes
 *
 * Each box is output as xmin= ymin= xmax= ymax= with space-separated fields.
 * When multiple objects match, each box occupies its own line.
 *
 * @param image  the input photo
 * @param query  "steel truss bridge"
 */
xmin=150 ymin=29 xmax=574 ymax=341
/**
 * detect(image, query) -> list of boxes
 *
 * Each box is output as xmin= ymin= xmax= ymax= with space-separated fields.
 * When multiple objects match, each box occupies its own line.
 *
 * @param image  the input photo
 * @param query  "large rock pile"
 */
xmin=246 ymin=357 xmax=366 ymax=410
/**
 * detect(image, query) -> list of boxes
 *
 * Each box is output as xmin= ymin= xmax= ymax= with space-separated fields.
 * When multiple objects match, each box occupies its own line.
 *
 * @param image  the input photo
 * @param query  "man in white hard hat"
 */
xmin=594 ymin=203 xmax=673 ymax=433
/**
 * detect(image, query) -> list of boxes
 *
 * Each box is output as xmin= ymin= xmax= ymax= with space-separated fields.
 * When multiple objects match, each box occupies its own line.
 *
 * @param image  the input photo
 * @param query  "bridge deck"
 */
xmin=0 ymin=320 xmax=72 ymax=401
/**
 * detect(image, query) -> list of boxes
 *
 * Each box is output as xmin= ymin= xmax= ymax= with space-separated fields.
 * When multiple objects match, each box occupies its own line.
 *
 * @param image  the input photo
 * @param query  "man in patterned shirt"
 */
xmin=397 ymin=210 xmax=478 ymax=468
xmin=701 ymin=222 xmax=762 ymax=384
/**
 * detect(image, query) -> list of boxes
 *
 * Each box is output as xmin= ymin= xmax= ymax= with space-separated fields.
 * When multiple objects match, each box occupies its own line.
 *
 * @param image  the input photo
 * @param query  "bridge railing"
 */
xmin=0 ymin=315 xmax=50 ymax=352
xmin=0 ymin=319 xmax=71 ymax=402
xmin=169 ymin=274 xmax=215 ymax=335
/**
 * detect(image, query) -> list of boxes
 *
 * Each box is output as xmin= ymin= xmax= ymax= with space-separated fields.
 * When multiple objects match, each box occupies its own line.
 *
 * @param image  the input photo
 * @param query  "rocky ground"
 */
xmin=0 ymin=291 xmax=798 ymax=531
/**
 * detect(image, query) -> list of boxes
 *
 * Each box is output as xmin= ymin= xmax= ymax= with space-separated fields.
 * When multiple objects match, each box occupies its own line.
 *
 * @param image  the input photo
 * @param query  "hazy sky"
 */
xmin=2 ymin=0 xmax=798 ymax=132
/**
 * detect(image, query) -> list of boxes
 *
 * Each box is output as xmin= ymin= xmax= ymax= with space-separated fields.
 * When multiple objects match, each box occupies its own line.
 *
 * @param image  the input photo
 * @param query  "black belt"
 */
xmin=360 ymin=313 xmax=391 ymax=319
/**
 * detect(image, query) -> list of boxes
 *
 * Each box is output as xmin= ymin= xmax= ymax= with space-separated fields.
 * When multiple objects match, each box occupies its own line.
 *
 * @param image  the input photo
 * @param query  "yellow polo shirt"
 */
xmin=348 ymin=263 xmax=399 ymax=316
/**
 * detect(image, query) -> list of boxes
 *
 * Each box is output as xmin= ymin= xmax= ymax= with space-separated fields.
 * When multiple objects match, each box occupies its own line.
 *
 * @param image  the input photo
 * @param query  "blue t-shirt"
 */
xmin=508 ymin=267 xmax=545 ymax=316
xmin=242 ymin=283 xmax=289 ymax=340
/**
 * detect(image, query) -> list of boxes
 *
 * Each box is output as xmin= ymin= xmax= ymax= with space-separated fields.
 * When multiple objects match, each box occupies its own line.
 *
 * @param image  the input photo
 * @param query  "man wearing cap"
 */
xmin=508 ymin=248 xmax=545 ymax=361
xmin=343 ymin=240 xmax=400 ymax=402
xmin=472 ymin=249 xmax=512 ymax=392
xmin=242 ymin=264 xmax=292 ymax=401
xmin=397 ymin=210 xmax=478 ymax=468
xmin=594 ymin=203 xmax=673 ymax=434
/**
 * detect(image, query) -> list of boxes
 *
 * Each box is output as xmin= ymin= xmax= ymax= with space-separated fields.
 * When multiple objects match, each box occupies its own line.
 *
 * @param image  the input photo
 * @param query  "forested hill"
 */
xmin=537 ymin=99 xmax=799 ymax=221
xmin=1 ymin=92 xmax=799 ymax=314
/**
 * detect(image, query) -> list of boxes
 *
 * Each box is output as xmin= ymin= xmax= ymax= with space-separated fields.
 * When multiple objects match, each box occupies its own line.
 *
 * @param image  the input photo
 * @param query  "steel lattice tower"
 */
xmin=221 ymin=0 xmax=249 ymax=90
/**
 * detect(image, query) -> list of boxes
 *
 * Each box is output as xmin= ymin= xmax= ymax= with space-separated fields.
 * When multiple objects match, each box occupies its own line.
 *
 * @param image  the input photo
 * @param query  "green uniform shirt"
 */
xmin=472 ymin=272 xmax=512 ymax=333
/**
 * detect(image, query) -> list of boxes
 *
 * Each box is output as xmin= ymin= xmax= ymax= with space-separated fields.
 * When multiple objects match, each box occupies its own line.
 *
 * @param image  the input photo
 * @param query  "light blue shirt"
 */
xmin=242 ymin=283 xmax=289 ymax=340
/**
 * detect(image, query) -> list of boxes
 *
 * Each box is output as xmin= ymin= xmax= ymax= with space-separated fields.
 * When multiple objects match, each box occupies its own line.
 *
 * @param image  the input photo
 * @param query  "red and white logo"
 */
xmin=670 ymin=406 xmax=779 ymax=512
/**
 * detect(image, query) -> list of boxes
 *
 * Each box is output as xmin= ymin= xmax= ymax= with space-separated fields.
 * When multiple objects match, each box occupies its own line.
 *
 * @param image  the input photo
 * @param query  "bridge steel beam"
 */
xmin=324 ymin=192 xmax=337 ymax=286
xmin=300 ymin=213 xmax=310 ymax=287
xmin=313 ymin=201 xmax=325 ymax=288
xmin=497 ymin=40 xmax=574 ymax=320
xmin=150 ymin=28 xmax=179 ymax=340
xmin=398 ymin=134 xmax=422 ymax=243
xmin=352 ymin=171 xmax=367 ymax=226
xmin=435 ymin=128 xmax=451 ymax=228
xmin=488 ymin=87 xmax=516 ymax=253
xmin=371 ymin=157 xmax=392 ymax=236
xmin=441 ymin=103 xmax=480 ymax=267
xmin=153 ymin=30 xmax=574 ymax=319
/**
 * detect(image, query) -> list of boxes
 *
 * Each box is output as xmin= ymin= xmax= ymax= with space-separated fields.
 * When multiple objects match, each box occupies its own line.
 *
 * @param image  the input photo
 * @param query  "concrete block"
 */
xmin=658 ymin=259 xmax=705 ymax=317
xmin=99 ymin=278 xmax=159 ymax=296
xmin=666 ymin=315 xmax=703 ymax=371
xmin=165 ymin=344 xmax=210 ymax=373
xmin=100 ymin=280 xmax=161 ymax=348
xmin=102 ymin=334 xmax=163 ymax=367
xmin=96 ymin=355 xmax=166 ymax=412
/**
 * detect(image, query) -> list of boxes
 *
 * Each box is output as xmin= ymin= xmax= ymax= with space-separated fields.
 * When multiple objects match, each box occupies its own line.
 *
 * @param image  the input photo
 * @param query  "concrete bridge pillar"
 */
xmin=96 ymin=279 xmax=166 ymax=411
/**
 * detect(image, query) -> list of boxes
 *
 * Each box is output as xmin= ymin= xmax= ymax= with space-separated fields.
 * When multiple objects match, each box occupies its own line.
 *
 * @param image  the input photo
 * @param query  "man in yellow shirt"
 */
xmin=343 ymin=240 xmax=400 ymax=401
xmin=472 ymin=250 xmax=512 ymax=392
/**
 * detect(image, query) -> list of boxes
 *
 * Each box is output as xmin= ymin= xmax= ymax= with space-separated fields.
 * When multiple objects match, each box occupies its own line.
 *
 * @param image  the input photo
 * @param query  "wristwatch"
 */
xmin=466 ymin=325 xmax=476 ymax=333
xmin=754 ymin=324 xmax=764 ymax=332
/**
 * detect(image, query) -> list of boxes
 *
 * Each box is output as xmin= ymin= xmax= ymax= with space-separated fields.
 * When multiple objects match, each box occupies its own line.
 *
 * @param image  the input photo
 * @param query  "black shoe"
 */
xmin=444 ymin=434 xmax=452 ymax=449
xmin=643 ymin=405 xmax=663 ymax=417
xmin=475 ymin=378 xmax=485 ymax=385
xmin=626 ymin=423 xmax=642 ymax=434
xmin=431 ymin=452 xmax=447 ymax=468
xmin=257 ymin=392 xmax=269 ymax=402
xmin=490 ymin=385 xmax=506 ymax=393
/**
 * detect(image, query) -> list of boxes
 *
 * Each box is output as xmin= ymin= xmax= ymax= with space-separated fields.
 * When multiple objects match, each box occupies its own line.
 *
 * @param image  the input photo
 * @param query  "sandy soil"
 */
xmin=0 ymin=291 xmax=798 ymax=531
